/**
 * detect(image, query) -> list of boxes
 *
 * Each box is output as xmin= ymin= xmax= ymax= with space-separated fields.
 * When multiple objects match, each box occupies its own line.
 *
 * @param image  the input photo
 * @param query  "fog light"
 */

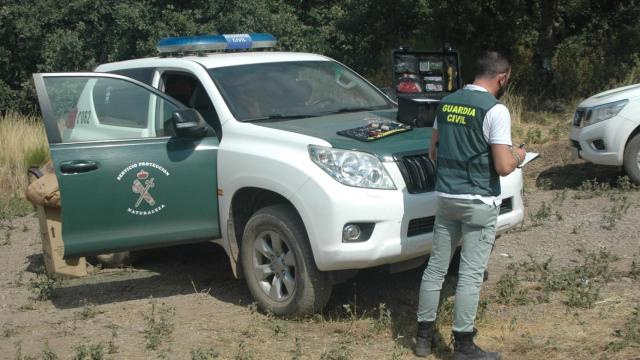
xmin=342 ymin=224 xmax=362 ymax=242
xmin=592 ymin=139 xmax=606 ymax=151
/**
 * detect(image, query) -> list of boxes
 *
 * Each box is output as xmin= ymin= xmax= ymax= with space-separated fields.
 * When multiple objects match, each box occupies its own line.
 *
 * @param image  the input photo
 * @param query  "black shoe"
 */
xmin=415 ymin=321 xmax=436 ymax=357
xmin=453 ymin=329 xmax=501 ymax=360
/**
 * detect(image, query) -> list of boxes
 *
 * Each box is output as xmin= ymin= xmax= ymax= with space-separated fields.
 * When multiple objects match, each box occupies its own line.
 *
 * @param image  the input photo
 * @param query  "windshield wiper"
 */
xmin=315 ymin=105 xmax=392 ymax=115
xmin=243 ymin=105 xmax=393 ymax=122
xmin=243 ymin=113 xmax=319 ymax=122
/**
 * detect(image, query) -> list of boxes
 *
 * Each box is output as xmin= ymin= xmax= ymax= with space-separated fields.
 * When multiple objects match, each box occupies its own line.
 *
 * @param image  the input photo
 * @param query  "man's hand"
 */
xmin=490 ymin=144 xmax=525 ymax=176
xmin=515 ymin=146 xmax=526 ymax=165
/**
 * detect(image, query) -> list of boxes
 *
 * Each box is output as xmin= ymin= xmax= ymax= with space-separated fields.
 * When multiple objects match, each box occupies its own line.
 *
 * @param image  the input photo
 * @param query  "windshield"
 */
xmin=208 ymin=61 xmax=393 ymax=121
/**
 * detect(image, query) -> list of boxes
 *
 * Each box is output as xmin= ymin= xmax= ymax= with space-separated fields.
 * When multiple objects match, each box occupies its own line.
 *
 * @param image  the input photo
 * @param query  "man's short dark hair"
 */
xmin=475 ymin=51 xmax=511 ymax=78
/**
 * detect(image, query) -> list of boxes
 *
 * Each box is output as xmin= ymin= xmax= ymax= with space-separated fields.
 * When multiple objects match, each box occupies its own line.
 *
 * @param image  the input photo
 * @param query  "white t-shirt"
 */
xmin=433 ymin=84 xmax=512 ymax=205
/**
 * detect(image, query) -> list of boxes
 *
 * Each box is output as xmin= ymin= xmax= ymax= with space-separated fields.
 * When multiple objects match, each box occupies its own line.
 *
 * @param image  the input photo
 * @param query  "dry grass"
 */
xmin=501 ymin=90 xmax=525 ymax=127
xmin=0 ymin=111 xmax=48 ymax=197
xmin=478 ymin=288 xmax=640 ymax=359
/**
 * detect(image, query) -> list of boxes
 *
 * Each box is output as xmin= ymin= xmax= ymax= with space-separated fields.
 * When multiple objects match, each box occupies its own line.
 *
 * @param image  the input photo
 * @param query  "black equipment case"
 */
xmin=392 ymin=47 xmax=462 ymax=127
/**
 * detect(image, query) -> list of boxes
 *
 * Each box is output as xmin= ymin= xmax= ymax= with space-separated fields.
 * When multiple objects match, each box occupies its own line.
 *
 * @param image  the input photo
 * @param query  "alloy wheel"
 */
xmin=252 ymin=230 xmax=296 ymax=302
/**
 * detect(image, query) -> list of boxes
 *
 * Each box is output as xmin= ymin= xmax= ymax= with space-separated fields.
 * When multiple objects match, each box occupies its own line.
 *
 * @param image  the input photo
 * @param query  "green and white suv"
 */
xmin=34 ymin=33 xmax=524 ymax=316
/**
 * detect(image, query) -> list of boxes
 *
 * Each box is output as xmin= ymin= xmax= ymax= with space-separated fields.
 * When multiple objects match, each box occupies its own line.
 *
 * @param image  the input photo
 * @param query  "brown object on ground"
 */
xmin=26 ymin=173 xmax=61 ymax=208
xmin=36 ymin=205 xmax=86 ymax=279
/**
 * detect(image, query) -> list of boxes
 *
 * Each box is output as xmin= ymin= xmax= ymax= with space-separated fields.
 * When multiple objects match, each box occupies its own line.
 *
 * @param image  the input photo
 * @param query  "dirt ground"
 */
xmin=1 ymin=146 xmax=640 ymax=359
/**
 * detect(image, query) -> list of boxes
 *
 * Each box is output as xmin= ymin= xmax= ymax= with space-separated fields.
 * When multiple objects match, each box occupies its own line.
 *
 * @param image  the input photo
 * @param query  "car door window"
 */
xmin=92 ymin=78 xmax=149 ymax=128
xmin=108 ymin=68 xmax=155 ymax=86
xmin=41 ymin=76 xmax=180 ymax=143
xmin=160 ymin=72 xmax=222 ymax=138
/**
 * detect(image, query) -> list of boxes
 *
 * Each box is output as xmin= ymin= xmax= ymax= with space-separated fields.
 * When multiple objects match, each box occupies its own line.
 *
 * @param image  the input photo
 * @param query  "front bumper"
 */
xmin=291 ymin=162 xmax=524 ymax=271
xmin=569 ymin=115 xmax=637 ymax=166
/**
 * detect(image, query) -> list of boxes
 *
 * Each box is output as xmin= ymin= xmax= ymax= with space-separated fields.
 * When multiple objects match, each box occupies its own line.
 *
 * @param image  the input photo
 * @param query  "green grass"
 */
xmin=191 ymin=346 xmax=219 ymax=360
xmin=494 ymin=249 xmax=620 ymax=309
xmin=30 ymin=274 xmax=56 ymax=301
xmin=234 ymin=340 xmax=255 ymax=360
xmin=530 ymin=201 xmax=554 ymax=226
xmin=601 ymin=195 xmax=631 ymax=230
xmin=41 ymin=342 xmax=59 ymax=360
xmin=142 ymin=300 xmax=175 ymax=351
xmin=24 ymin=144 xmax=49 ymax=169
xmin=0 ymin=195 xmax=33 ymax=220
xmin=496 ymin=273 xmax=531 ymax=305
xmin=0 ymin=112 xmax=49 ymax=197
xmin=319 ymin=339 xmax=352 ymax=360
xmin=631 ymin=254 xmax=640 ymax=279
xmin=607 ymin=306 xmax=640 ymax=352
xmin=72 ymin=343 xmax=104 ymax=360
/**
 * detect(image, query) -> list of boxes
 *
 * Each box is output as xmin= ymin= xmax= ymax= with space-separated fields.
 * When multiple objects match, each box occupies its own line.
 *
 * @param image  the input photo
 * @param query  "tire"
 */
xmin=95 ymin=251 xmax=133 ymax=267
xmin=240 ymin=204 xmax=332 ymax=317
xmin=623 ymin=134 xmax=640 ymax=185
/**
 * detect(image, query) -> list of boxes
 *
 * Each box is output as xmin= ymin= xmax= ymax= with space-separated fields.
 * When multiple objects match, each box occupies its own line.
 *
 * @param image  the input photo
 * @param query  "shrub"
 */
xmin=30 ymin=275 xmax=56 ymax=301
xmin=0 ymin=112 xmax=48 ymax=197
xmin=142 ymin=301 xmax=175 ymax=351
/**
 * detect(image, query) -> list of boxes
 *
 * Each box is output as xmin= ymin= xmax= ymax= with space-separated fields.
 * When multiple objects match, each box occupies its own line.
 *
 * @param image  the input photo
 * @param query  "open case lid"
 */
xmin=392 ymin=48 xmax=462 ymax=99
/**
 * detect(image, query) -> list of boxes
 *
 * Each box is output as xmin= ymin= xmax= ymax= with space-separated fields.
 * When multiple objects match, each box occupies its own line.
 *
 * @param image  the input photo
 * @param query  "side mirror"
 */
xmin=172 ymin=109 xmax=208 ymax=138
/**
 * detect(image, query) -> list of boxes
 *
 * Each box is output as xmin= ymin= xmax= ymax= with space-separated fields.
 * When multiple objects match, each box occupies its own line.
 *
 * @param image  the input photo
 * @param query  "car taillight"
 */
xmin=397 ymin=81 xmax=421 ymax=93
xmin=66 ymin=108 xmax=77 ymax=129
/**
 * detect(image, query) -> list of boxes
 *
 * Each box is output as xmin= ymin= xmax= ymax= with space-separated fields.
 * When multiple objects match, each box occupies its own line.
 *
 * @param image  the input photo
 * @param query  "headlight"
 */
xmin=584 ymin=99 xmax=628 ymax=126
xmin=308 ymin=145 xmax=396 ymax=190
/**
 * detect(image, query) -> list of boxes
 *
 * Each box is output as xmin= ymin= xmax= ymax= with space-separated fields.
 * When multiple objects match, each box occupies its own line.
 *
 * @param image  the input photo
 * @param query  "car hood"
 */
xmin=579 ymin=83 xmax=640 ymax=107
xmin=251 ymin=109 xmax=432 ymax=160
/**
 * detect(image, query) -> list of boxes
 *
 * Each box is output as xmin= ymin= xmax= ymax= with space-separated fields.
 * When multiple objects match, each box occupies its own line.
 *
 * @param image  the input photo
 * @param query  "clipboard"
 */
xmin=518 ymin=152 xmax=540 ymax=168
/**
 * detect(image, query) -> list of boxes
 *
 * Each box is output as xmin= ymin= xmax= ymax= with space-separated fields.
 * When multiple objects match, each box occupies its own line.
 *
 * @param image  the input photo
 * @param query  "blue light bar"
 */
xmin=156 ymin=33 xmax=277 ymax=53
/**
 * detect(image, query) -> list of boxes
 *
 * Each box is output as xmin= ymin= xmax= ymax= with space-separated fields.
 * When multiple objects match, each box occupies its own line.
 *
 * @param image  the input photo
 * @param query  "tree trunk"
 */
xmin=535 ymin=0 xmax=558 ymax=73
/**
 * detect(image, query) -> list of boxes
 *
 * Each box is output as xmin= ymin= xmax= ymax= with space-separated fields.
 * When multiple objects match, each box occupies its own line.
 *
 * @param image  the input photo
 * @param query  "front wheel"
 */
xmin=623 ymin=134 xmax=640 ymax=185
xmin=240 ymin=204 xmax=332 ymax=316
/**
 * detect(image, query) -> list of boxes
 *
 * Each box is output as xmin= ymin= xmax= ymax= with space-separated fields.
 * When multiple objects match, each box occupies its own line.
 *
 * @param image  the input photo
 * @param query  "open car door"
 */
xmin=33 ymin=73 xmax=220 ymax=258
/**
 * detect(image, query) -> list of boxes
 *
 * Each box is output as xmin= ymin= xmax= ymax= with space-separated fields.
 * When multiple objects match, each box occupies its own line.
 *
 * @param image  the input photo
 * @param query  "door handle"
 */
xmin=60 ymin=160 xmax=100 ymax=174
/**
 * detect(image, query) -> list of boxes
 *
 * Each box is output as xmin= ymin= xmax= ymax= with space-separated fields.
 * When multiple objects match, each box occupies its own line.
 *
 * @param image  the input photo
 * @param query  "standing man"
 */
xmin=415 ymin=51 xmax=525 ymax=359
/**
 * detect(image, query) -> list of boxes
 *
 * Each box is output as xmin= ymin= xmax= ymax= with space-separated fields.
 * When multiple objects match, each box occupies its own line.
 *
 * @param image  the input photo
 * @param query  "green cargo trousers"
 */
xmin=417 ymin=197 xmax=499 ymax=332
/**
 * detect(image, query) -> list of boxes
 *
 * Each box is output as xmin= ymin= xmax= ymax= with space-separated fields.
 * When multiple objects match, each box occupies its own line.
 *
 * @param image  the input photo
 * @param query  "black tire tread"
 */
xmin=241 ymin=204 xmax=331 ymax=317
xmin=94 ymin=251 xmax=132 ymax=267
xmin=624 ymin=134 xmax=640 ymax=185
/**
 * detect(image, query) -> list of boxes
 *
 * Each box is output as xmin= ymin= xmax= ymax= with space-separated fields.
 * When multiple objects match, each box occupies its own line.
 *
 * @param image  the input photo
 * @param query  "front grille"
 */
xmin=407 ymin=216 xmax=435 ymax=237
xmin=499 ymin=197 xmax=513 ymax=215
xmin=396 ymin=153 xmax=437 ymax=194
xmin=573 ymin=109 xmax=585 ymax=127
xmin=571 ymin=140 xmax=582 ymax=151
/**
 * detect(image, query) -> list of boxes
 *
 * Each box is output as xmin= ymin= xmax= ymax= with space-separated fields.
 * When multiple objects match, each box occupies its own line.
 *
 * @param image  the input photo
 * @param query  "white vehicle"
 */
xmin=570 ymin=84 xmax=640 ymax=183
xmin=33 ymin=33 xmax=525 ymax=316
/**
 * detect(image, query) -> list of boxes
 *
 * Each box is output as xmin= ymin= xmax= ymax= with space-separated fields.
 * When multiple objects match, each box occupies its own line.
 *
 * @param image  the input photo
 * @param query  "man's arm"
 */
xmin=485 ymin=103 xmax=525 ymax=176
xmin=491 ymin=144 xmax=525 ymax=176
xmin=429 ymin=129 xmax=439 ymax=160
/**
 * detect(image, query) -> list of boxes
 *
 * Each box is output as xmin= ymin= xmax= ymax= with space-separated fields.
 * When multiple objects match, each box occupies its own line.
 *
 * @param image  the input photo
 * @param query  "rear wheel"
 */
xmin=240 ymin=204 xmax=332 ymax=316
xmin=623 ymin=134 xmax=640 ymax=185
xmin=94 ymin=251 xmax=133 ymax=267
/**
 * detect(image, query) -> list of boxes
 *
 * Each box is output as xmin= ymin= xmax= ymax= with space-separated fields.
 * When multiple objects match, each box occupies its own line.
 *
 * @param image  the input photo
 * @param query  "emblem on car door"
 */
xmin=132 ymin=170 xmax=156 ymax=208
xmin=116 ymin=162 xmax=170 ymax=216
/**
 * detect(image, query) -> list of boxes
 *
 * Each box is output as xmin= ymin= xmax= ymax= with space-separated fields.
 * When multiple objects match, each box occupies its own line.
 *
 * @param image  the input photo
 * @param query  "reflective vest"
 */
xmin=435 ymin=89 xmax=501 ymax=196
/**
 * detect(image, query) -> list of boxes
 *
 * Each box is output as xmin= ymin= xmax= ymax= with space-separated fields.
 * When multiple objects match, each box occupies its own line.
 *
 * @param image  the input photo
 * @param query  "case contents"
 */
xmin=337 ymin=120 xmax=412 ymax=142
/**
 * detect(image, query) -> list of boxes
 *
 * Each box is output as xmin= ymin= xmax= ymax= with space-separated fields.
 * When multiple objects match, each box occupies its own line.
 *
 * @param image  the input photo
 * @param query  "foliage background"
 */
xmin=1 ymin=0 xmax=640 ymax=114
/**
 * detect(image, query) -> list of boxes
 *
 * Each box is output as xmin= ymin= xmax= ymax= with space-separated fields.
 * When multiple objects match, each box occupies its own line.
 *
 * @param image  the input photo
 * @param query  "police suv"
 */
xmin=570 ymin=84 xmax=640 ymax=184
xmin=34 ymin=33 xmax=525 ymax=315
